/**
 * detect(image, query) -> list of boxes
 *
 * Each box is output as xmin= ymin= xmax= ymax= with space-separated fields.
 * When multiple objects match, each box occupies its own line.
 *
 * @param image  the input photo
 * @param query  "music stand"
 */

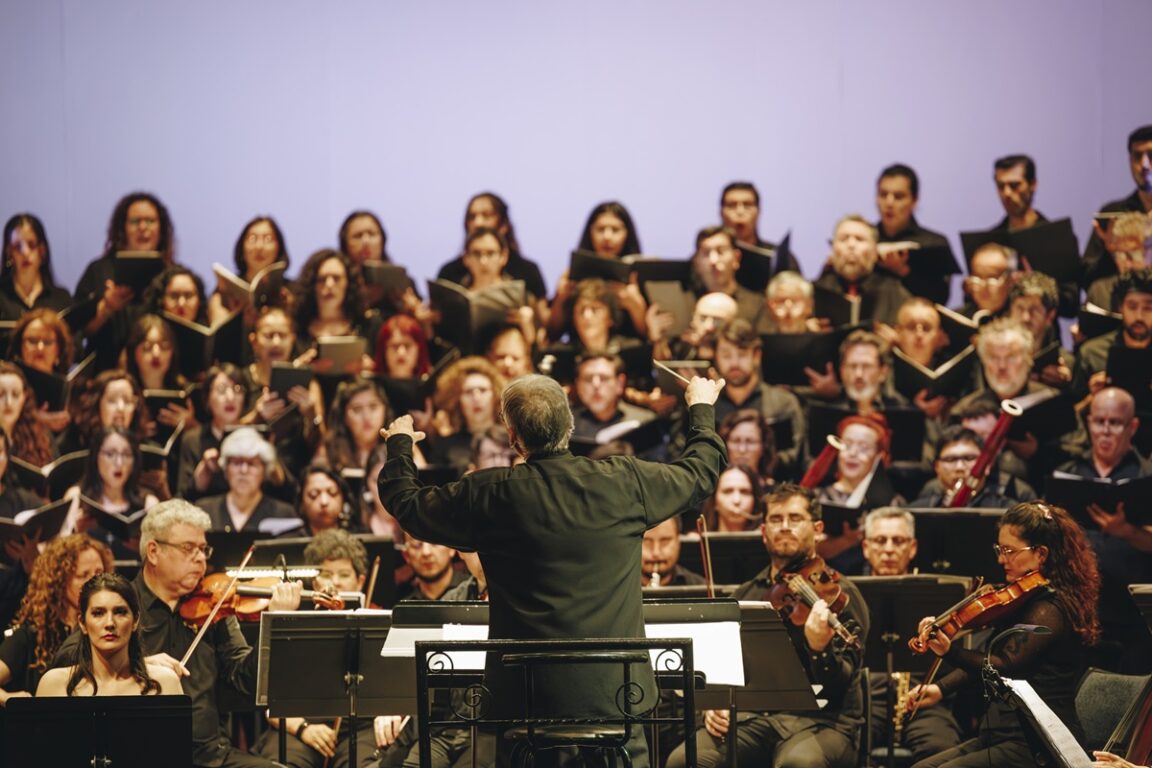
xmin=1129 ymin=584 xmax=1152 ymax=636
xmin=253 ymin=534 xmax=401 ymax=607
xmin=853 ymin=575 xmax=970 ymax=768
xmin=677 ymin=532 xmax=769 ymax=586
xmin=908 ymin=508 xmax=1005 ymax=582
xmin=5 ymin=695 xmax=192 ymax=768
xmin=258 ymin=610 xmax=395 ymax=768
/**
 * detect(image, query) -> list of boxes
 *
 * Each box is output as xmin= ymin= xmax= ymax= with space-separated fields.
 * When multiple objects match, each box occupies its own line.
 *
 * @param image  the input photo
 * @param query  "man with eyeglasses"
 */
xmin=860 ymin=508 xmax=965 ymax=763
xmin=1006 ymin=272 xmax=1072 ymax=389
xmin=1052 ymin=387 xmax=1152 ymax=673
xmin=667 ymin=483 xmax=868 ymax=768
xmin=910 ymin=426 xmax=1036 ymax=509
xmin=1082 ymin=125 xmax=1152 ymax=289
xmin=54 ymin=499 xmax=303 ymax=768
xmin=958 ymin=242 xmax=1017 ymax=319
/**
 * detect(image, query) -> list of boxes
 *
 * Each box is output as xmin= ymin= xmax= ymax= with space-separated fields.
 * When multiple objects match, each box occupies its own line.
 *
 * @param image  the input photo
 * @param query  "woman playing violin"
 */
xmin=909 ymin=501 xmax=1101 ymax=768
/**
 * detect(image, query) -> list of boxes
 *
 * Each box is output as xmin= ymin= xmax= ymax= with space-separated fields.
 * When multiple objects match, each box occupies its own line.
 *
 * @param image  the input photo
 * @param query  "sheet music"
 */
xmin=645 ymin=621 xmax=744 ymax=685
xmin=1002 ymin=678 xmax=1092 ymax=767
xmin=381 ymin=623 xmax=490 ymax=670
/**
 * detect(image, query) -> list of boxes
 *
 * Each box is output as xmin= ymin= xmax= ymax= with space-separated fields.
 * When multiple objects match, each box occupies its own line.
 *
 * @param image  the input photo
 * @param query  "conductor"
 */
xmin=378 ymin=373 xmax=728 ymax=768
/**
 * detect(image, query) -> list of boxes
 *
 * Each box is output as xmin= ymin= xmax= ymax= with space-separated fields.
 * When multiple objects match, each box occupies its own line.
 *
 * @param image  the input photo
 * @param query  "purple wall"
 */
xmin=2 ymin=0 xmax=1149 ymax=300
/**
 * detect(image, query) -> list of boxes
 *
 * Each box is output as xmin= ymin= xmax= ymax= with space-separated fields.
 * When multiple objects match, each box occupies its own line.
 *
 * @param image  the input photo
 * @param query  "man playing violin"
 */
xmin=907 ymin=501 xmax=1101 ymax=768
xmin=55 ymin=499 xmax=304 ymax=768
xmin=667 ymin=483 xmax=869 ymax=768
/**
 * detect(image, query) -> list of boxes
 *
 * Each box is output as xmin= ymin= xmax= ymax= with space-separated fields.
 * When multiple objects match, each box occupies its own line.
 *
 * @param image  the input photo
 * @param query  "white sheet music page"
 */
xmin=644 ymin=622 xmax=744 ymax=686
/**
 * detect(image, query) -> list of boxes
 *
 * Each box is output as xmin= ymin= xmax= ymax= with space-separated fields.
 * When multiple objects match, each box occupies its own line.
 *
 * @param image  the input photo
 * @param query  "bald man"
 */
xmin=1053 ymin=386 xmax=1152 ymax=673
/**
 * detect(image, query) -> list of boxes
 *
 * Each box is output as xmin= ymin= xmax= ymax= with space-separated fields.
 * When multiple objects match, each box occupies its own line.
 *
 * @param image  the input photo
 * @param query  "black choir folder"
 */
xmin=892 ymin=346 xmax=977 ymax=400
xmin=111 ymin=249 xmax=165 ymax=292
xmin=0 ymin=498 xmax=71 ymax=559
xmin=212 ymin=260 xmax=288 ymax=310
xmin=1046 ymin=472 xmax=1152 ymax=529
xmin=17 ymin=352 xmax=96 ymax=412
xmin=163 ymin=309 xmax=244 ymax=377
xmin=428 ymin=278 xmax=527 ymax=355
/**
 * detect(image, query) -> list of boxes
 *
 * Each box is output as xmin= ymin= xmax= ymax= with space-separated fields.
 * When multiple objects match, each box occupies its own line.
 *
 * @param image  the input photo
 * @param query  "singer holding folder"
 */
xmin=907 ymin=502 xmax=1100 ymax=768
xmin=379 ymin=373 xmax=726 ymax=768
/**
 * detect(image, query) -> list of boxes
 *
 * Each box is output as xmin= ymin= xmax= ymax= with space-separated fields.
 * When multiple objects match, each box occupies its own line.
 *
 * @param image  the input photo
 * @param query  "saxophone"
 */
xmin=892 ymin=672 xmax=911 ymax=739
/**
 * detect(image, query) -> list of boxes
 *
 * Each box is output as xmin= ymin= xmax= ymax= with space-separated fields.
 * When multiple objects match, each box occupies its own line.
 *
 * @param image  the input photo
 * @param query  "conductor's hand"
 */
xmin=381 ymin=415 xmax=427 ymax=444
xmin=685 ymin=376 xmax=726 ymax=407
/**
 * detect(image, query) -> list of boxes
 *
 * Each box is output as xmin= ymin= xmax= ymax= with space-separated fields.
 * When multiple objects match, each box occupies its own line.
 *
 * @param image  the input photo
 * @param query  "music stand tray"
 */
xmin=4 ymin=695 xmax=192 ymax=768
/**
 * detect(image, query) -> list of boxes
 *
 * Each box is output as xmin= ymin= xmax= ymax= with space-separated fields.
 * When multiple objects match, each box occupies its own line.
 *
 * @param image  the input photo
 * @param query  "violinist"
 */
xmin=53 ymin=498 xmax=303 ymax=768
xmin=667 ymin=483 xmax=869 ymax=768
xmin=908 ymin=501 xmax=1101 ymax=768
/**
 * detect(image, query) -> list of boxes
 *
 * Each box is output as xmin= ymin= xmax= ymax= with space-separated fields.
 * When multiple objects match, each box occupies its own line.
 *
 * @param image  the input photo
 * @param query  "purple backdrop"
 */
xmin=2 ymin=0 xmax=1150 ymax=302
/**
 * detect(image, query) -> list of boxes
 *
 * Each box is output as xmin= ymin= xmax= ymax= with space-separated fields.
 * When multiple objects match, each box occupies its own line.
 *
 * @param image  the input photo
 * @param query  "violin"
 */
xmin=765 ymin=555 xmax=861 ymax=649
xmin=908 ymin=570 xmax=1049 ymax=654
xmin=179 ymin=573 xmax=346 ymax=629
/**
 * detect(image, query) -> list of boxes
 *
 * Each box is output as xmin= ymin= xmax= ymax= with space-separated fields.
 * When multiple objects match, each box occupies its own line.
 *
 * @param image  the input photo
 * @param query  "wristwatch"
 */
xmin=295 ymin=720 xmax=311 ymax=739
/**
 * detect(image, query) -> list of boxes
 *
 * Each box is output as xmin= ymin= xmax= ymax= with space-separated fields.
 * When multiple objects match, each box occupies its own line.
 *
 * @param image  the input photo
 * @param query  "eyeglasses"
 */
xmin=245 ymin=233 xmax=276 ymax=246
xmin=226 ymin=456 xmax=263 ymax=471
xmin=867 ymin=535 xmax=912 ymax=548
xmin=164 ymin=290 xmax=198 ymax=304
xmin=99 ymin=449 xmax=134 ymax=463
xmin=127 ymin=216 xmax=157 ymax=228
xmin=968 ymin=275 xmax=1008 ymax=289
xmin=155 ymin=540 xmax=213 ymax=559
xmin=938 ymin=453 xmax=980 ymax=465
xmin=993 ymin=544 xmax=1036 ymax=559
xmin=211 ymin=383 xmax=245 ymax=397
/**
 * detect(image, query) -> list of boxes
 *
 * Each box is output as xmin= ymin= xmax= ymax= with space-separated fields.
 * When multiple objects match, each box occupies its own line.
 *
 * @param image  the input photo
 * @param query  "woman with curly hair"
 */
xmin=373 ymin=313 xmax=431 ymax=380
xmin=427 ymin=356 xmax=506 ymax=475
xmin=58 ymin=369 xmax=146 ymax=456
xmin=292 ymin=248 xmax=375 ymax=353
xmin=0 ymin=362 xmax=54 ymax=469
xmin=318 ymin=378 xmax=392 ymax=473
xmin=36 ymin=573 xmax=181 ymax=696
xmin=143 ymin=264 xmax=208 ymax=326
xmin=909 ymin=502 xmax=1101 ymax=767
xmin=0 ymin=534 xmax=112 ymax=702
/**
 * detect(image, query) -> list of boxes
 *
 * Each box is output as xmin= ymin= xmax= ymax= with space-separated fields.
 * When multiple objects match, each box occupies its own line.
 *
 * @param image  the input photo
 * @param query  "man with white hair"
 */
xmin=197 ymin=426 xmax=295 ymax=533
xmin=55 ymin=499 xmax=302 ymax=767
xmin=379 ymin=373 xmax=726 ymax=768
xmin=814 ymin=214 xmax=912 ymax=326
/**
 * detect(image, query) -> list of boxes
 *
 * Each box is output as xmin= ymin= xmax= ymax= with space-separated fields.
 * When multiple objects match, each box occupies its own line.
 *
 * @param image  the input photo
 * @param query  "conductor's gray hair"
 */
xmin=139 ymin=498 xmax=212 ymax=551
xmin=862 ymin=506 xmax=915 ymax=539
xmin=500 ymin=375 xmax=574 ymax=456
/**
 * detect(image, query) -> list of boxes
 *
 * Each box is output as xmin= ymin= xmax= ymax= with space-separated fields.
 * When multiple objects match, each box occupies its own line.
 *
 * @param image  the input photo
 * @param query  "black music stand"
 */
xmin=676 ymin=532 xmax=769 ymax=585
xmin=853 ymin=575 xmax=970 ymax=768
xmin=908 ymin=508 xmax=1005 ymax=582
xmin=5 ymin=695 xmax=192 ymax=767
xmin=683 ymin=601 xmax=819 ymax=768
xmin=1129 ymin=584 xmax=1152 ymax=636
xmin=258 ymin=611 xmax=394 ymax=768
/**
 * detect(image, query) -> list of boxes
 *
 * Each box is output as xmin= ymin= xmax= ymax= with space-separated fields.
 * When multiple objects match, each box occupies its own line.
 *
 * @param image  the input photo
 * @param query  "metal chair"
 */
xmin=414 ymin=638 xmax=697 ymax=768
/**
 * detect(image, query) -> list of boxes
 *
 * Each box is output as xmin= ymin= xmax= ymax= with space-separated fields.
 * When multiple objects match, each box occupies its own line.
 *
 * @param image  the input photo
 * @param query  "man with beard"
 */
xmin=957 ymin=242 xmax=1017 ymax=319
xmin=1082 ymin=125 xmax=1152 ymax=288
xmin=665 ymin=483 xmax=868 ymax=768
xmin=1073 ymin=268 xmax=1152 ymax=401
xmin=397 ymin=535 xmax=465 ymax=601
xmin=640 ymin=516 xmax=705 ymax=588
xmin=1053 ymin=387 xmax=1152 ymax=673
xmin=711 ymin=319 xmax=806 ymax=474
xmin=989 ymin=154 xmax=1047 ymax=234
xmin=1006 ymin=272 xmax=1072 ymax=389
xmin=812 ymin=330 xmax=907 ymax=414
xmin=815 ymin=215 xmax=912 ymax=326
xmin=953 ymin=318 xmax=1072 ymax=486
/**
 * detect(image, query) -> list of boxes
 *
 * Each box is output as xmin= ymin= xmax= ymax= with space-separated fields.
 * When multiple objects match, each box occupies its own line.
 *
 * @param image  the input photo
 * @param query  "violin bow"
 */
xmin=179 ymin=545 xmax=257 ymax=668
xmin=696 ymin=515 xmax=716 ymax=599
xmin=906 ymin=576 xmax=984 ymax=724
